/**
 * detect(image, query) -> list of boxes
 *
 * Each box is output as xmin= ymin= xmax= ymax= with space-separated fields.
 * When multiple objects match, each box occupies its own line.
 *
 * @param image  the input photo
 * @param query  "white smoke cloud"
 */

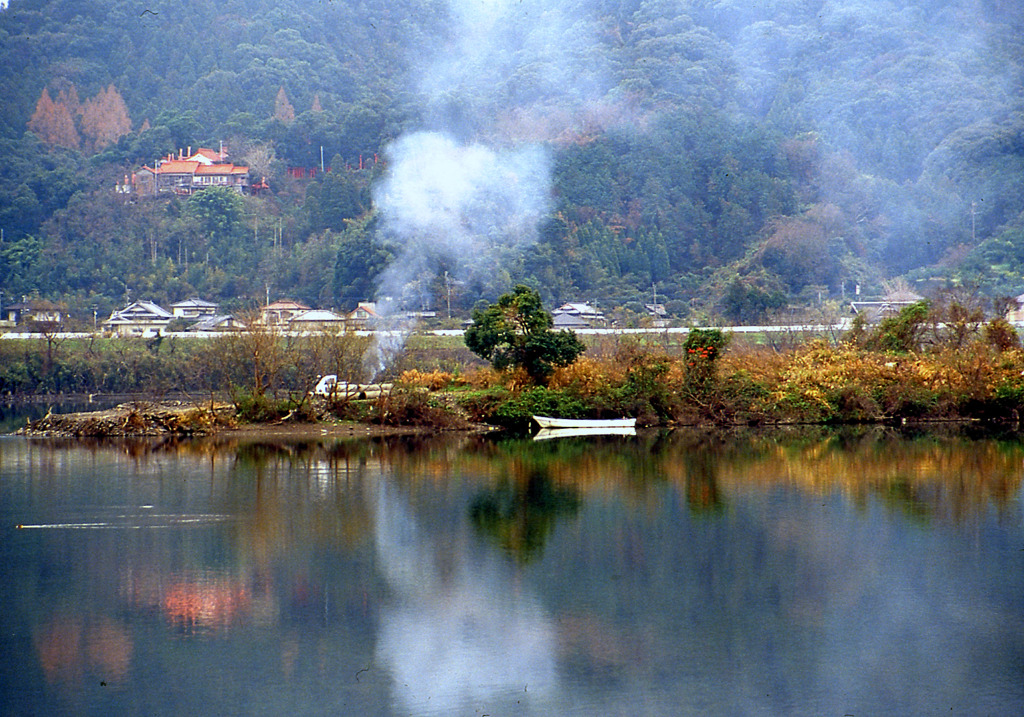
xmin=373 ymin=131 xmax=551 ymax=291
xmin=364 ymin=0 xmax=614 ymax=373
xmin=372 ymin=0 xmax=610 ymax=305
xmin=365 ymin=133 xmax=552 ymax=376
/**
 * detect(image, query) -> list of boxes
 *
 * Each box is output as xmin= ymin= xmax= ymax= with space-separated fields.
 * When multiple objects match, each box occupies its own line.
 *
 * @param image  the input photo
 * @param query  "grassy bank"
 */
xmin=8 ymin=306 xmax=1024 ymax=432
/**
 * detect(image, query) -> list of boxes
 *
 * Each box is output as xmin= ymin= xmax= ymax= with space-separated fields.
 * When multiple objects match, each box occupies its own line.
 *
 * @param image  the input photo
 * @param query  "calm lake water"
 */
xmin=1 ymin=427 xmax=1022 ymax=716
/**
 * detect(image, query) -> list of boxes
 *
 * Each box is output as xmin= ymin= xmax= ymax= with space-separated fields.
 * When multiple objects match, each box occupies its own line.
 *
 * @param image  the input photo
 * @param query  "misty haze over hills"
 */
xmin=0 ymin=0 xmax=1021 ymax=323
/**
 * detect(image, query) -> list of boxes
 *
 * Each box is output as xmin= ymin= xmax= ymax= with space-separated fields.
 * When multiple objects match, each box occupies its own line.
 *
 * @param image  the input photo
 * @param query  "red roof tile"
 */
xmin=191 ymin=163 xmax=248 ymax=175
xmin=191 ymin=148 xmax=223 ymax=162
xmin=157 ymin=160 xmax=201 ymax=174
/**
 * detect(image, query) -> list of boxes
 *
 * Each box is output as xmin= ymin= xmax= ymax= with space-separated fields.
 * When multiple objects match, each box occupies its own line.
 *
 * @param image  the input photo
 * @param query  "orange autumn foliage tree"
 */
xmin=29 ymin=83 xmax=132 ymax=153
xmin=274 ymin=86 xmax=295 ymax=124
xmin=28 ymin=87 xmax=80 ymax=149
xmin=54 ymin=85 xmax=81 ymax=117
xmin=79 ymin=84 xmax=132 ymax=153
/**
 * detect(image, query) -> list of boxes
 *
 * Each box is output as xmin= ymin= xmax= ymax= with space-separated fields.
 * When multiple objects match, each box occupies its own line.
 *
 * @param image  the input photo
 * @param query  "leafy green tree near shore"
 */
xmin=464 ymin=285 xmax=585 ymax=384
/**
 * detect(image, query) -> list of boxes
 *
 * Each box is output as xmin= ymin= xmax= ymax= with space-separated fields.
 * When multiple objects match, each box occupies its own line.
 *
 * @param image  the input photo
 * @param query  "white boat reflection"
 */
xmin=533 ymin=426 xmax=637 ymax=440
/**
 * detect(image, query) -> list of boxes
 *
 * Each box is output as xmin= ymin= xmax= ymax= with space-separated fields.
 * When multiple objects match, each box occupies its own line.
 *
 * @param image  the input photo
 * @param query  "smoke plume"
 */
xmin=365 ymin=0 xmax=613 ymax=374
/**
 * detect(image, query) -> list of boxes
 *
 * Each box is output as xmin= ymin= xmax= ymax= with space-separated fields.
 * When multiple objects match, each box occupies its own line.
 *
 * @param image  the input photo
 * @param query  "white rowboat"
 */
xmin=532 ymin=415 xmax=636 ymax=430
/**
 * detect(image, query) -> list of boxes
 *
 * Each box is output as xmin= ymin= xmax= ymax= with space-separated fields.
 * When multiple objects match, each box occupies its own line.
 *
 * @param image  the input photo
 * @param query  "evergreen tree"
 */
xmin=465 ymin=285 xmax=586 ymax=384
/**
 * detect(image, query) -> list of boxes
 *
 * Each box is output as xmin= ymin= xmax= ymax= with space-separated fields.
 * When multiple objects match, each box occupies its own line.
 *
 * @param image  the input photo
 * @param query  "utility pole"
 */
xmin=445 ymin=271 xmax=452 ymax=320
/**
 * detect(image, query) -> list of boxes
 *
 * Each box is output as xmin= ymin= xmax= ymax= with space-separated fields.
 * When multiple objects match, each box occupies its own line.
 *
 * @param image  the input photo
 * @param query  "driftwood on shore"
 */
xmin=18 ymin=401 xmax=235 ymax=437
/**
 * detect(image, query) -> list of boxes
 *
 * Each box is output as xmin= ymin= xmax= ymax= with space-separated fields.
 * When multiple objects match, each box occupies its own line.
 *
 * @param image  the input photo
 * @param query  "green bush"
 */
xmin=232 ymin=390 xmax=294 ymax=423
xmin=864 ymin=301 xmax=930 ymax=353
xmin=683 ymin=328 xmax=728 ymax=390
xmin=491 ymin=387 xmax=588 ymax=431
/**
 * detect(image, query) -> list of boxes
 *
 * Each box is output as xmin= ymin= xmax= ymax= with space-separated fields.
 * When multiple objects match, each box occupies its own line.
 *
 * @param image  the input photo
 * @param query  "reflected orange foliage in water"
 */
xmin=121 ymin=569 xmax=254 ymax=635
xmin=162 ymin=577 xmax=251 ymax=633
xmin=34 ymin=615 xmax=133 ymax=688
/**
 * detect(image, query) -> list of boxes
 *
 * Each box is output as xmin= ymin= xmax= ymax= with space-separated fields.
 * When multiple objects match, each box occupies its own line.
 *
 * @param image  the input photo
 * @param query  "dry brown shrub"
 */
xmin=924 ymin=344 xmax=1022 ymax=401
xmin=719 ymin=345 xmax=792 ymax=390
xmin=665 ymin=358 xmax=688 ymax=387
xmin=459 ymin=366 xmax=504 ymax=389
xmin=585 ymin=335 xmax=627 ymax=361
xmin=505 ymin=367 xmax=533 ymax=392
xmin=746 ymin=341 xmax=899 ymax=420
xmin=548 ymin=357 xmax=625 ymax=395
xmin=398 ymin=369 xmax=453 ymax=390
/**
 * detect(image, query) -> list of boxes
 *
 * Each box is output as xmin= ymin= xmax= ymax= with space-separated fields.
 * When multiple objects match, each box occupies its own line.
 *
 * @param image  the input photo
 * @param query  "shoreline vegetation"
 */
xmin=9 ymin=301 xmax=1024 ymax=437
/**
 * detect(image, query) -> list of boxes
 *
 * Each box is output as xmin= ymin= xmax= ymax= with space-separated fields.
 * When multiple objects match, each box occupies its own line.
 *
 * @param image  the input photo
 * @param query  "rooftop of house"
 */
xmin=191 ymin=147 xmax=226 ymax=164
xmin=7 ymin=298 xmax=61 ymax=311
xmin=195 ymin=164 xmax=248 ymax=176
xmin=109 ymin=301 xmax=173 ymax=320
xmin=265 ymin=299 xmax=311 ymax=311
xmin=171 ymin=298 xmax=219 ymax=308
xmin=553 ymin=313 xmax=592 ymax=328
xmin=350 ymin=301 xmax=379 ymax=317
xmin=155 ymin=160 xmax=201 ymax=174
xmin=190 ymin=314 xmax=244 ymax=331
xmin=290 ymin=309 xmax=345 ymax=322
xmin=145 ymin=153 xmax=248 ymax=177
xmin=553 ymin=302 xmax=603 ymax=316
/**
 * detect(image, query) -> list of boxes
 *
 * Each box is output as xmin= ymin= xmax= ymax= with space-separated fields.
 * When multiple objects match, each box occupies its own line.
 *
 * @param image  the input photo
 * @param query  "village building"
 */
xmin=644 ymin=302 xmax=669 ymax=328
xmin=1005 ymin=293 xmax=1024 ymax=324
xmin=103 ymin=301 xmax=173 ymax=337
xmin=850 ymin=289 xmax=925 ymax=323
xmin=287 ymin=309 xmax=347 ymax=332
xmin=346 ymin=301 xmax=380 ymax=329
xmin=552 ymin=312 xmax=592 ymax=329
xmin=170 ymin=298 xmax=220 ymax=319
xmin=552 ymin=302 xmax=606 ymax=328
xmin=127 ymin=147 xmax=251 ymax=196
xmin=4 ymin=298 xmax=63 ymax=326
xmin=261 ymin=299 xmax=311 ymax=326
xmin=188 ymin=314 xmax=246 ymax=332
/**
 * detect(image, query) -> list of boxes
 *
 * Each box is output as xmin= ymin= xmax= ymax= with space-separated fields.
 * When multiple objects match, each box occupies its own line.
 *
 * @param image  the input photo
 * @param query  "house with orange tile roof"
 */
xmin=130 ymin=147 xmax=250 ymax=196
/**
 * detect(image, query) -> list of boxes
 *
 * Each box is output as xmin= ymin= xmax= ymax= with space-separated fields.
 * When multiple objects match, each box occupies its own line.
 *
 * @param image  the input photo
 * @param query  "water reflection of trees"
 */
xmin=20 ymin=427 xmax=1024 ymax=529
xmin=469 ymin=470 xmax=581 ymax=562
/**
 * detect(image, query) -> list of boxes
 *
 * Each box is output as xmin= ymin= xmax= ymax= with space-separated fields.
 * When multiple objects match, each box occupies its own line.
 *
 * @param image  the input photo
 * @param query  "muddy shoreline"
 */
xmin=12 ymin=398 xmax=493 ymax=439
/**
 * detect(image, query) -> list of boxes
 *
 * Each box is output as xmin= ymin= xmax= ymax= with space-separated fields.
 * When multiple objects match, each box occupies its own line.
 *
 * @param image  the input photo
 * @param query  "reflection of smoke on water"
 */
xmin=373 ymin=478 xmax=557 ymax=713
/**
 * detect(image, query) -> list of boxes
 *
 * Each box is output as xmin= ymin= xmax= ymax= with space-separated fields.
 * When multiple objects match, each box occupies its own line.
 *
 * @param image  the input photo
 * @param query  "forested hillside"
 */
xmin=1 ymin=0 xmax=1022 ymax=323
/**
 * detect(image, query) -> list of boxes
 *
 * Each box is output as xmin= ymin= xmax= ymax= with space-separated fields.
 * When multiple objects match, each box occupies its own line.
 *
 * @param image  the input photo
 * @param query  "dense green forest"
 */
xmin=0 ymin=0 xmax=1022 ymax=324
